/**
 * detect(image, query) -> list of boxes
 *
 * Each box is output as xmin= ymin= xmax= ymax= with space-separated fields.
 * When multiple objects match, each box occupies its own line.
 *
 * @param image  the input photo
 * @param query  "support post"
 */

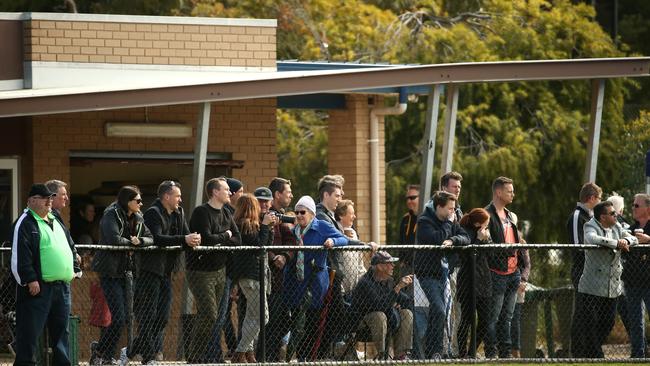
xmin=584 ymin=79 xmax=605 ymax=183
xmin=440 ymin=84 xmax=459 ymax=175
xmin=190 ymin=102 xmax=211 ymax=208
xmin=418 ymin=85 xmax=442 ymax=211
xmin=179 ymin=102 xmax=211 ymax=358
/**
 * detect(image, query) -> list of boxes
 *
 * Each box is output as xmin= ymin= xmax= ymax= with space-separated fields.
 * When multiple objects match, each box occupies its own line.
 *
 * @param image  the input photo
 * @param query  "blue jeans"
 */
xmin=98 ymin=277 xmax=127 ymax=360
xmin=485 ymin=270 xmax=520 ymax=358
xmin=511 ymin=302 xmax=522 ymax=352
xmin=131 ymin=271 xmax=172 ymax=362
xmin=626 ymin=286 xmax=650 ymax=358
xmin=412 ymin=306 xmax=428 ymax=359
xmin=419 ymin=277 xmax=447 ymax=357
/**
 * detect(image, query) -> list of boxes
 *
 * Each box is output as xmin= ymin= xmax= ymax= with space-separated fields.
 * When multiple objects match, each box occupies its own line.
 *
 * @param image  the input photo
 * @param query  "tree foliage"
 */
xmin=4 ymin=0 xmax=648 ymax=286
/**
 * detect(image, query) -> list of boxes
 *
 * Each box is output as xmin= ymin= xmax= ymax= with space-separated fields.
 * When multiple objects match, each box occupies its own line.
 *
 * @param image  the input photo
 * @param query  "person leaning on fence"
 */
xmin=572 ymin=200 xmax=637 ymax=358
xmin=283 ymin=195 xmax=350 ymax=361
xmin=439 ymin=171 xmax=464 ymax=356
xmin=315 ymin=175 xmax=372 ymax=355
xmin=231 ymin=192 xmax=275 ymax=363
xmin=11 ymin=184 xmax=81 ymax=366
xmin=484 ymin=176 xmax=527 ymax=359
xmin=262 ymin=177 xmax=296 ymax=362
xmin=414 ymin=190 xmax=469 ymax=359
xmin=622 ymin=193 xmax=650 ymax=358
xmin=90 ymin=186 xmax=153 ymax=366
xmin=566 ymin=182 xmax=602 ymax=357
xmin=457 ymin=208 xmax=493 ymax=358
xmin=186 ymin=177 xmax=241 ymax=364
xmin=350 ymin=251 xmax=413 ymax=360
xmin=120 ymin=180 xmax=200 ymax=365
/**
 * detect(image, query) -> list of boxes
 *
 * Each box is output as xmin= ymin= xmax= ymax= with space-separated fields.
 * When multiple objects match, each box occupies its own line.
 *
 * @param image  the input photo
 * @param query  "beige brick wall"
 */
xmin=24 ymin=20 xmax=276 ymax=67
xmin=31 ymin=98 xmax=277 ymax=196
xmin=328 ymin=94 xmax=386 ymax=244
xmin=29 ymin=99 xmax=276 ymax=360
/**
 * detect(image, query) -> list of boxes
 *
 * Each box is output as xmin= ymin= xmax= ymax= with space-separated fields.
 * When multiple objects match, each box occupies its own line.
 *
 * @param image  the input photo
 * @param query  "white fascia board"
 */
xmin=27 ymin=61 xmax=276 ymax=90
xmin=0 ymin=12 xmax=276 ymax=27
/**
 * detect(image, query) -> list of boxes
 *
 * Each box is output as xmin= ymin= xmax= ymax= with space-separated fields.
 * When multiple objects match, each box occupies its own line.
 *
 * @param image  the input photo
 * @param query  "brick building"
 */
xmin=0 ymin=12 xmax=393 ymax=244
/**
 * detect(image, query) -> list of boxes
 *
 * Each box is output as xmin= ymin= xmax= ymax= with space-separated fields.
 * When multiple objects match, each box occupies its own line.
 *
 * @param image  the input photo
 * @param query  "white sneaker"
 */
xmin=118 ymin=347 xmax=129 ymax=366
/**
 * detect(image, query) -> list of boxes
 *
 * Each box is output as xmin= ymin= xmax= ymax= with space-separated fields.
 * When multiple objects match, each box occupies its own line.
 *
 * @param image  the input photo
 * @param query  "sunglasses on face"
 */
xmin=406 ymin=195 xmax=418 ymax=201
xmin=607 ymin=211 xmax=617 ymax=216
xmin=295 ymin=210 xmax=307 ymax=216
xmin=133 ymin=199 xmax=143 ymax=204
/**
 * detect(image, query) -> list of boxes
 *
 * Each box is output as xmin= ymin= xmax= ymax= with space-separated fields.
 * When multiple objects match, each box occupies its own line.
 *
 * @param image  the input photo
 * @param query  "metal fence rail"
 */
xmin=1 ymin=243 xmax=649 ymax=365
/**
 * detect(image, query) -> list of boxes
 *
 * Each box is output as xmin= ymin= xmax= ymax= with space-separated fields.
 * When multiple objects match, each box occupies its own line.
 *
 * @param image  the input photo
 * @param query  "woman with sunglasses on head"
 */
xmin=231 ymin=194 xmax=275 ymax=363
xmin=91 ymin=186 xmax=153 ymax=365
xmin=284 ymin=195 xmax=351 ymax=361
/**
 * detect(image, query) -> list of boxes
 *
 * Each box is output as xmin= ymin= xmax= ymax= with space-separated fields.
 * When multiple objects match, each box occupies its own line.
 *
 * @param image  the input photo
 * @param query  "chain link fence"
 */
xmin=1 ymin=243 xmax=650 ymax=364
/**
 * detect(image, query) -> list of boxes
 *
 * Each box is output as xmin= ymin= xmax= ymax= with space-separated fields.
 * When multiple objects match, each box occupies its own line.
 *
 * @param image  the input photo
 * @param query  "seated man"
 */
xmin=351 ymin=251 xmax=413 ymax=360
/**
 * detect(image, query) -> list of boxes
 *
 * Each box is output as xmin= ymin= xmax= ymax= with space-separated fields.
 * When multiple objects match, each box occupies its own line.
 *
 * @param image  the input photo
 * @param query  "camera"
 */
xmin=273 ymin=211 xmax=296 ymax=224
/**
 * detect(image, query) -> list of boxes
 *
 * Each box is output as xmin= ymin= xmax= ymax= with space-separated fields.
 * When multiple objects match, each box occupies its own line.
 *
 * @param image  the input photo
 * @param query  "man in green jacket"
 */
xmin=11 ymin=184 xmax=78 ymax=366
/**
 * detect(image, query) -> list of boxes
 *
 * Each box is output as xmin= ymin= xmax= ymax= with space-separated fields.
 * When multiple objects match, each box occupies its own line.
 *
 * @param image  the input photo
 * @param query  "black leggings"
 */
xmin=457 ymin=295 xmax=490 ymax=358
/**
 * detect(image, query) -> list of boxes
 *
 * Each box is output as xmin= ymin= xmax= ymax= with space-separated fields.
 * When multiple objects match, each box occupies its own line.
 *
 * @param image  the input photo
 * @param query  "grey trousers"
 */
xmin=361 ymin=309 xmax=413 ymax=356
xmin=236 ymin=278 xmax=269 ymax=352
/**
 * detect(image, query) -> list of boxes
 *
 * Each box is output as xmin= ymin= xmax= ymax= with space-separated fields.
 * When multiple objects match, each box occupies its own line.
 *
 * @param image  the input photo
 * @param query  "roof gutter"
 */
xmin=369 ymin=87 xmax=408 ymax=244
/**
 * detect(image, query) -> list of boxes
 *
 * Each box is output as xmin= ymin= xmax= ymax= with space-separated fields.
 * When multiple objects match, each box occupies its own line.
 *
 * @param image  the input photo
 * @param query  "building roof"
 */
xmin=1 ymin=57 xmax=649 ymax=118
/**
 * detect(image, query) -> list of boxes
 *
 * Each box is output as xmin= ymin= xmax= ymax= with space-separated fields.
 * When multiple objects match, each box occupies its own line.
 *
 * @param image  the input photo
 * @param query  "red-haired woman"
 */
xmin=231 ymin=194 xmax=275 ymax=363
xmin=457 ymin=208 xmax=493 ymax=358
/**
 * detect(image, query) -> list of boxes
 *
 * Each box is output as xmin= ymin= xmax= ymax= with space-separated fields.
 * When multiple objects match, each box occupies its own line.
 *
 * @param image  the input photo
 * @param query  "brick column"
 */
xmin=328 ymin=94 xmax=386 ymax=243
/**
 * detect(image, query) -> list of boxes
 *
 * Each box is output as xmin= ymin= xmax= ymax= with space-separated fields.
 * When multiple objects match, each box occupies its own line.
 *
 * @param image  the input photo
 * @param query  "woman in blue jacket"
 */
xmin=284 ymin=195 xmax=349 ymax=361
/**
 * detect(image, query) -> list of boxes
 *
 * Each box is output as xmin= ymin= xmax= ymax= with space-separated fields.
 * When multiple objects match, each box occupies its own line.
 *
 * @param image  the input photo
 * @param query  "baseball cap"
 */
xmin=28 ymin=184 xmax=57 ymax=198
xmin=254 ymin=187 xmax=273 ymax=201
xmin=371 ymin=251 xmax=399 ymax=265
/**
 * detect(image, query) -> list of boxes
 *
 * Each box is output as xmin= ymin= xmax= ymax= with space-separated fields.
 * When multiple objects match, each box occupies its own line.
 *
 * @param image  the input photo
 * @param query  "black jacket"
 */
xmin=622 ymin=220 xmax=650 ymax=288
xmin=187 ymin=203 xmax=241 ymax=271
xmin=485 ymin=202 xmax=524 ymax=276
xmin=351 ymin=268 xmax=411 ymax=319
xmin=414 ymin=200 xmax=469 ymax=279
xmin=399 ymin=211 xmax=417 ymax=245
xmin=141 ymin=199 xmax=190 ymax=277
xmin=11 ymin=208 xmax=80 ymax=286
xmin=458 ymin=224 xmax=493 ymax=299
xmin=232 ymin=223 xmax=272 ymax=281
xmin=566 ymin=204 xmax=590 ymax=288
xmin=92 ymin=202 xmax=153 ymax=278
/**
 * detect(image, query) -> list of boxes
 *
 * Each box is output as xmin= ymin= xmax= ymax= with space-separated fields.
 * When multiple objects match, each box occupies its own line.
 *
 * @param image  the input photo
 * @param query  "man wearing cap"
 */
xmin=351 ymin=251 xmax=414 ymax=360
xmin=11 ymin=184 xmax=79 ymax=366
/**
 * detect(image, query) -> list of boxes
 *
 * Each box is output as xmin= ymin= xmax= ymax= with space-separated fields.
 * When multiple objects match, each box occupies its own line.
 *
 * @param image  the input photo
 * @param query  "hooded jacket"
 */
xmin=92 ymin=202 xmax=153 ymax=278
xmin=414 ymin=200 xmax=469 ymax=279
xmin=579 ymin=218 xmax=637 ymax=298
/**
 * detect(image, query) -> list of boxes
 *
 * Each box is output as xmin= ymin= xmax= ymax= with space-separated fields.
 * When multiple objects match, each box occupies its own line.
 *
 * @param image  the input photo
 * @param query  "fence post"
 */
xmin=259 ymin=246 xmax=266 ymax=363
xmin=469 ymin=247 xmax=477 ymax=358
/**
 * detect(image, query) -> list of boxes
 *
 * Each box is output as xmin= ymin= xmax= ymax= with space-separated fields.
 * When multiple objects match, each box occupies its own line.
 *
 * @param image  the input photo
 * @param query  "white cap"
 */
xmin=295 ymin=195 xmax=316 ymax=215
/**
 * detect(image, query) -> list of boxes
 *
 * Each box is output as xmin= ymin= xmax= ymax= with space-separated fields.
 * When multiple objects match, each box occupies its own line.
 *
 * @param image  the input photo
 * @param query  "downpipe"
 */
xmin=369 ymin=87 xmax=407 ymax=243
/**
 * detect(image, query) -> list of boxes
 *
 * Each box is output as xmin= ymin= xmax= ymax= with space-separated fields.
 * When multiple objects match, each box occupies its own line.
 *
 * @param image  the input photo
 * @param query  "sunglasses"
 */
xmin=406 ymin=195 xmax=418 ymax=201
xmin=295 ymin=210 xmax=308 ymax=216
xmin=607 ymin=211 xmax=617 ymax=216
xmin=133 ymin=198 xmax=143 ymax=204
